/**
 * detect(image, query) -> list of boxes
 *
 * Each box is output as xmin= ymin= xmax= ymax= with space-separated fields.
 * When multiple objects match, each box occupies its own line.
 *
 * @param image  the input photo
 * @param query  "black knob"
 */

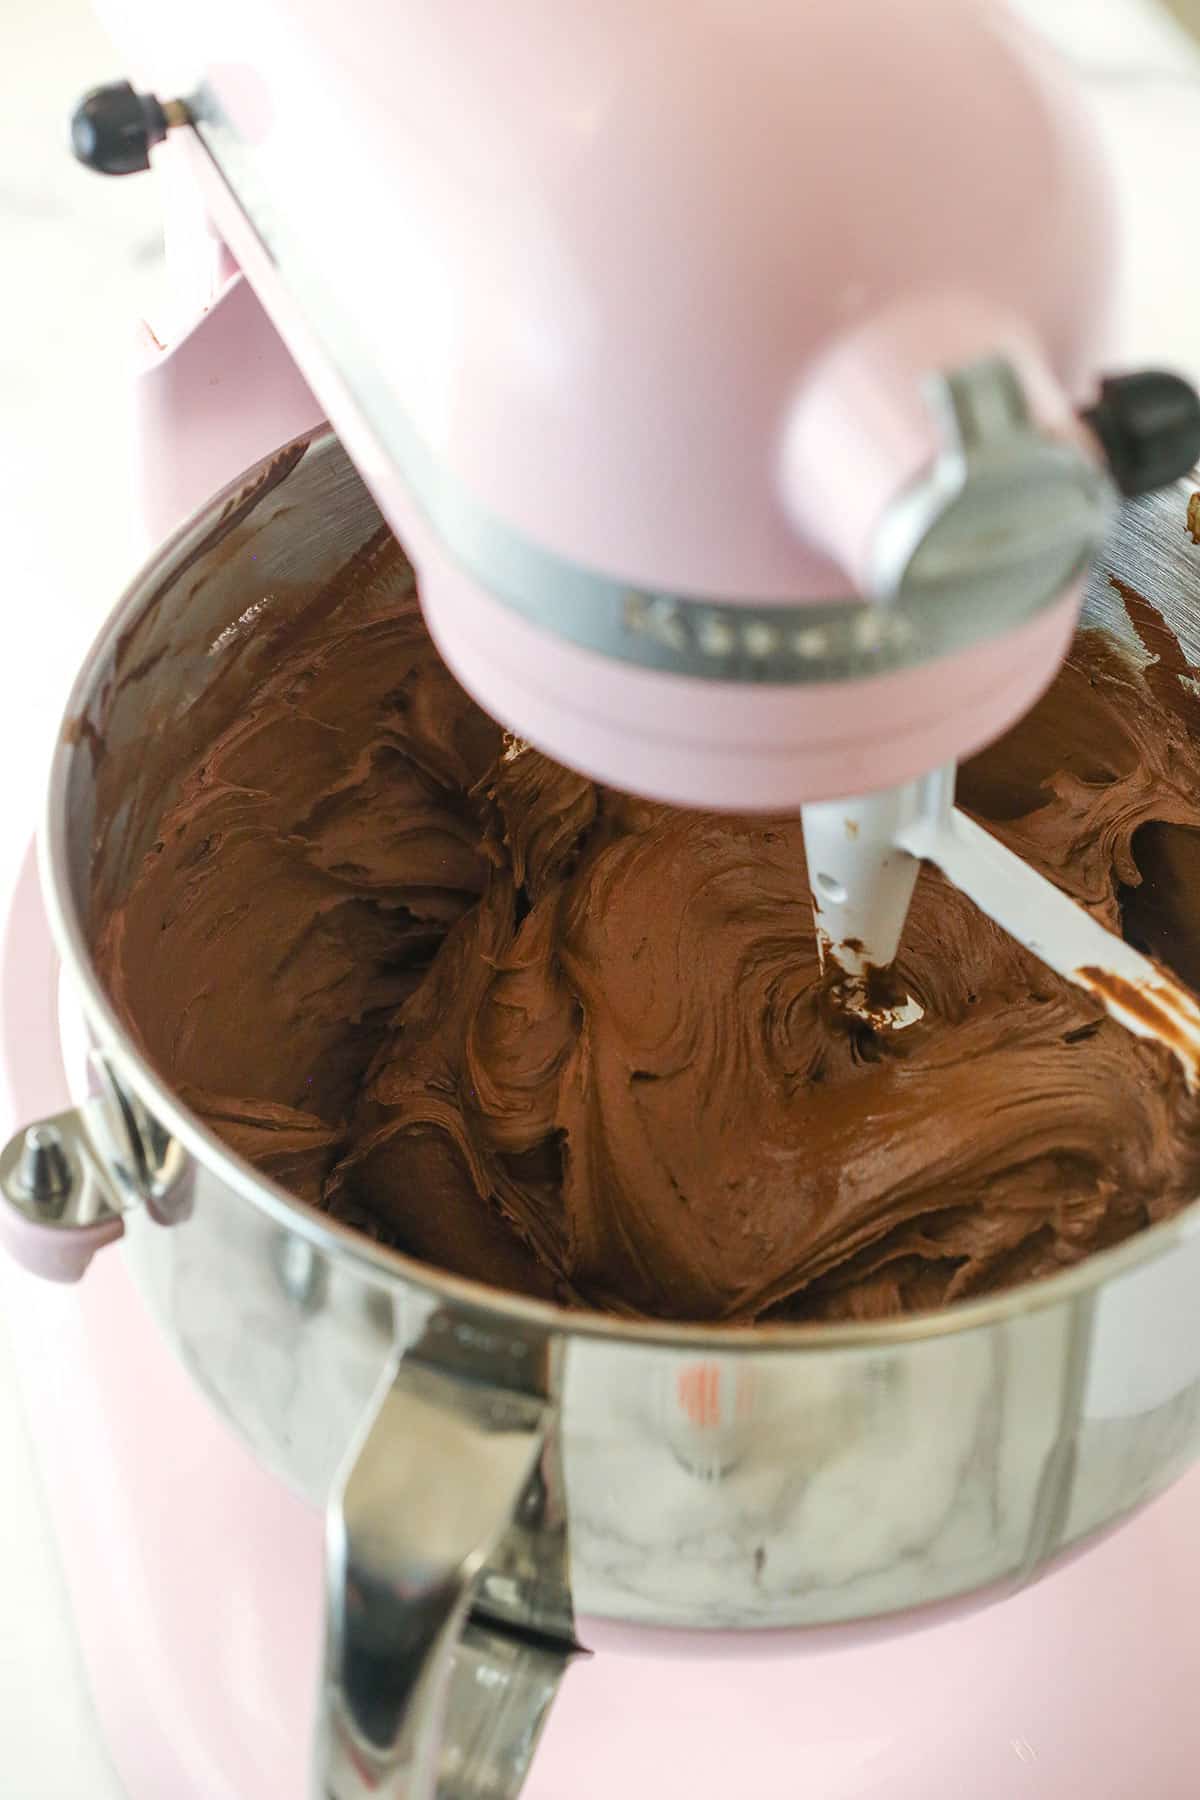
xmin=1080 ymin=370 xmax=1200 ymax=499
xmin=70 ymin=80 xmax=177 ymax=175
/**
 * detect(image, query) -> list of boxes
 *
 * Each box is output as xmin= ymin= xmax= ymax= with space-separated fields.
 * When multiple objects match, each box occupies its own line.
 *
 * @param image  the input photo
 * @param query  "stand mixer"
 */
xmin=8 ymin=0 xmax=1200 ymax=1795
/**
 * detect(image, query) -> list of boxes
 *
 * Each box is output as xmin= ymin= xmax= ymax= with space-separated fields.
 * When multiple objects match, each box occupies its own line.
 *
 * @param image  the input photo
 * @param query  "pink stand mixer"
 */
xmin=7 ymin=0 xmax=1200 ymax=1793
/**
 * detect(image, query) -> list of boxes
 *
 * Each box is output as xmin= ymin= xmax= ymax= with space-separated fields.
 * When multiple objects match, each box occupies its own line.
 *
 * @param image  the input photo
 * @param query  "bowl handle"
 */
xmin=318 ymin=1345 xmax=579 ymax=1799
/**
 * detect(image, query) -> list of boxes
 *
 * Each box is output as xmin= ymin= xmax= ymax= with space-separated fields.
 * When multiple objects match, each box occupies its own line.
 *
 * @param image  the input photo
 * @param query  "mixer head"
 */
xmin=69 ymin=0 xmax=1200 ymax=1063
xmin=69 ymin=0 xmax=1123 ymax=798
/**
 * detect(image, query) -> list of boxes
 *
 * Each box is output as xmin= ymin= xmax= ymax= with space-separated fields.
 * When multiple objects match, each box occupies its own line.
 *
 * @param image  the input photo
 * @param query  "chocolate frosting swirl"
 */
xmin=94 ymin=538 xmax=1200 ymax=1322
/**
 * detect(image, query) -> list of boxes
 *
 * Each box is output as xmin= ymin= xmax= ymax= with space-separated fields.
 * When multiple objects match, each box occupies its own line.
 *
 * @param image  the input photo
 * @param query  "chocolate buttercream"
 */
xmin=93 ymin=537 xmax=1200 ymax=1322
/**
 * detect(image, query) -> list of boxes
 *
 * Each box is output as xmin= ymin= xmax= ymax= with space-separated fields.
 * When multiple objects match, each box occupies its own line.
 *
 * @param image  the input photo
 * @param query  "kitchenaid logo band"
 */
xmin=620 ymin=588 xmax=916 ymax=680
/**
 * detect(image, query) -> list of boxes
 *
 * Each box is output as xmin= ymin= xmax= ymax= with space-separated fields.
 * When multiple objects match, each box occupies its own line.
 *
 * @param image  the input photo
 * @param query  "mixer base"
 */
xmin=4 ymin=845 xmax=1200 ymax=1799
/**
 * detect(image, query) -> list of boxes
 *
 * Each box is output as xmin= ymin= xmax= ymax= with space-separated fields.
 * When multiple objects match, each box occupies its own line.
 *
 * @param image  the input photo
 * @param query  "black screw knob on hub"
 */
xmin=70 ymin=79 xmax=187 ymax=176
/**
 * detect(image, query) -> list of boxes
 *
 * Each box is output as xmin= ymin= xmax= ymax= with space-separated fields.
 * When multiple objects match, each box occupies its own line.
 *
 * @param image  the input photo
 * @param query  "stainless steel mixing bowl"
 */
xmin=9 ymin=428 xmax=1200 ymax=1799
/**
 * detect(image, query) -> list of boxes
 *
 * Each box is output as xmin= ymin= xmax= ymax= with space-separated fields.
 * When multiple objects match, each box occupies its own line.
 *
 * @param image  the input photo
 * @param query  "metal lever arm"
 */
xmin=319 ymin=1356 xmax=552 ymax=1800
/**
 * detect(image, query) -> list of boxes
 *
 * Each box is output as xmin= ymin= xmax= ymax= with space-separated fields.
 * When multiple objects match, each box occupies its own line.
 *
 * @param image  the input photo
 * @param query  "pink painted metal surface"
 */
xmin=0 ymin=1204 xmax=122 ymax=1284
xmin=134 ymin=269 xmax=323 ymax=545
xmin=114 ymin=198 xmax=1092 ymax=805
xmin=96 ymin=0 xmax=1114 ymax=807
xmin=103 ymin=0 xmax=1114 ymax=587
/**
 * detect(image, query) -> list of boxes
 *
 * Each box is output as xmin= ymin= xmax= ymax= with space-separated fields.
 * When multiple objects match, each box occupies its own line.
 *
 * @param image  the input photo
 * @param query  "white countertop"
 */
xmin=4 ymin=0 xmax=1200 ymax=1794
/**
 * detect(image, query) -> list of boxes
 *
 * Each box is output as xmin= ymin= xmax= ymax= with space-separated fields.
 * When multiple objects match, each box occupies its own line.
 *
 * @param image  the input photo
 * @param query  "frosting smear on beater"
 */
xmin=93 ymin=539 xmax=1200 ymax=1322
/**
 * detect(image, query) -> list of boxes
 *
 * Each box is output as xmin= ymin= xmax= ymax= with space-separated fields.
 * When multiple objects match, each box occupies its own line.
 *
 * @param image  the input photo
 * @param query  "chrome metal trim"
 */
xmin=319 ymin=1353 xmax=567 ymax=1800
